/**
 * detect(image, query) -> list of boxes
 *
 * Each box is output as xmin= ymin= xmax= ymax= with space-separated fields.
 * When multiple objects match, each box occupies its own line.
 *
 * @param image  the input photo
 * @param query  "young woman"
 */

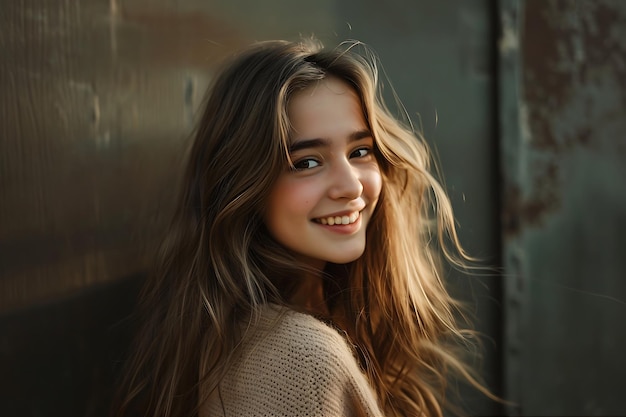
xmin=115 ymin=39 xmax=490 ymax=417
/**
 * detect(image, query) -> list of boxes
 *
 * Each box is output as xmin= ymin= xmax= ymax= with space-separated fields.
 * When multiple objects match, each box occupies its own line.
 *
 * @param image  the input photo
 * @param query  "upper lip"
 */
xmin=314 ymin=207 xmax=365 ymax=219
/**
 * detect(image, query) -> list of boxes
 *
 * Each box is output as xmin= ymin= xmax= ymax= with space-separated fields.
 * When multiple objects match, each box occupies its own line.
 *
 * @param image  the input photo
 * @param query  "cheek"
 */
xmin=364 ymin=165 xmax=383 ymax=202
xmin=267 ymin=178 xmax=319 ymax=221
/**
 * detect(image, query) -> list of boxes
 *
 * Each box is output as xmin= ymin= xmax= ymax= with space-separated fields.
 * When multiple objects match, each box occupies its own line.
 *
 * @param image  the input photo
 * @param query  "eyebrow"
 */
xmin=288 ymin=129 xmax=372 ymax=153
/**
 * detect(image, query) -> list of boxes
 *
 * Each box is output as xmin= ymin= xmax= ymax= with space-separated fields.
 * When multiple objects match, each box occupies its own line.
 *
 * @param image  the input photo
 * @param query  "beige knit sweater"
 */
xmin=201 ymin=304 xmax=384 ymax=417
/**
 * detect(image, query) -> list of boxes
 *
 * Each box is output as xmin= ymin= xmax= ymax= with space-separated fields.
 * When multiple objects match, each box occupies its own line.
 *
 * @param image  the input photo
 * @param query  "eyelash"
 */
xmin=290 ymin=147 xmax=372 ymax=172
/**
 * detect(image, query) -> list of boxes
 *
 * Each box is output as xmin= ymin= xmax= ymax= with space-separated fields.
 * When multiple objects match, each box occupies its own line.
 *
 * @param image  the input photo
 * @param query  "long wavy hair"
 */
xmin=115 ymin=39 xmax=492 ymax=417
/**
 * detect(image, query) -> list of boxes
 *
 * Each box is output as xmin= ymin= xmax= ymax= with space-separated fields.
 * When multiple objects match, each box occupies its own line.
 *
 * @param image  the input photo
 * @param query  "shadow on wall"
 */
xmin=0 ymin=276 xmax=145 ymax=416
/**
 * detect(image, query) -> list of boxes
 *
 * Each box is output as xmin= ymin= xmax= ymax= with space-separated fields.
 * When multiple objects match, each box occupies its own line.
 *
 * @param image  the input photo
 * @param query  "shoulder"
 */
xmin=243 ymin=304 xmax=358 ymax=381
xmin=210 ymin=304 xmax=382 ymax=416
xmin=258 ymin=304 xmax=353 ymax=352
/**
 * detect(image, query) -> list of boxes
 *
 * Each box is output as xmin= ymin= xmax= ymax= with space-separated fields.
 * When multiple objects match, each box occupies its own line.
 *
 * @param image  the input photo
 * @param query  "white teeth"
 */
xmin=316 ymin=211 xmax=360 ymax=226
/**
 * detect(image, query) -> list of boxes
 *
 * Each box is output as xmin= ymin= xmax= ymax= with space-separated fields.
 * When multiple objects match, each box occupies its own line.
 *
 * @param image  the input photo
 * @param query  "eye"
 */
xmin=350 ymin=147 xmax=371 ymax=158
xmin=291 ymin=158 xmax=321 ymax=171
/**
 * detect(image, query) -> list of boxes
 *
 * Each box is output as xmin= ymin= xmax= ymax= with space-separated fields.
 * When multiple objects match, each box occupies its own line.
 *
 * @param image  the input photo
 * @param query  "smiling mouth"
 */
xmin=313 ymin=211 xmax=360 ymax=226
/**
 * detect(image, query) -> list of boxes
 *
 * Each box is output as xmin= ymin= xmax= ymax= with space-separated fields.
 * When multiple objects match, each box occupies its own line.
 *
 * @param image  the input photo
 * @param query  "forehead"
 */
xmin=287 ymin=77 xmax=366 ymax=139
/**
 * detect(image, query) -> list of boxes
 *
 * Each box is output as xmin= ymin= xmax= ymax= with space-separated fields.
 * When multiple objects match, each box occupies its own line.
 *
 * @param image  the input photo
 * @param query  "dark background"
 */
xmin=1 ymin=0 xmax=625 ymax=415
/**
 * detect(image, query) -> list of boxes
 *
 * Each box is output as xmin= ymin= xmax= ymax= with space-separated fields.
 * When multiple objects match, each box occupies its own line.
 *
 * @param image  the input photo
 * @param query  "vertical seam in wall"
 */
xmin=497 ymin=0 xmax=525 ymax=415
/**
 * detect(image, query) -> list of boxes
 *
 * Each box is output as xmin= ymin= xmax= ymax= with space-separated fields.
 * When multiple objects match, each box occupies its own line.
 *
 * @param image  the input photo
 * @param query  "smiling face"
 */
xmin=264 ymin=76 xmax=382 ymax=270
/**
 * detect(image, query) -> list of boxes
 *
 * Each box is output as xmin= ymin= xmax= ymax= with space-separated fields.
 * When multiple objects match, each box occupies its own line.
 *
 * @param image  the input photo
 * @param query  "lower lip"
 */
xmin=313 ymin=213 xmax=362 ymax=235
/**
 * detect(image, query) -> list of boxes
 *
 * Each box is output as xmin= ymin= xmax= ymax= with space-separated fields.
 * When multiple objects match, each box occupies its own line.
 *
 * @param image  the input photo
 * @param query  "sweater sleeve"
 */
xmin=204 ymin=307 xmax=384 ymax=417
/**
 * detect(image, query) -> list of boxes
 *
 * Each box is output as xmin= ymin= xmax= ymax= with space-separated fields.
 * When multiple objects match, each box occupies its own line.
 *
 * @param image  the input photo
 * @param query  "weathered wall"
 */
xmin=0 ymin=1 xmax=501 ymax=415
xmin=0 ymin=0 xmax=249 ymax=314
xmin=500 ymin=0 xmax=626 ymax=415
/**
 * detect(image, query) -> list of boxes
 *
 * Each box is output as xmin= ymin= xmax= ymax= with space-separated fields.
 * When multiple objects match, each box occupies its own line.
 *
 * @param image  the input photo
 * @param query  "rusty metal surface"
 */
xmin=500 ymin=0 xmax=626 ymax=415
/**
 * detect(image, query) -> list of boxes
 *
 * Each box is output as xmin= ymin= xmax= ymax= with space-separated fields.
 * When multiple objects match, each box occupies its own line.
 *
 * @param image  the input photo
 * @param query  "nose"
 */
xmin=327 ymin=158 xmax=363 ymax=200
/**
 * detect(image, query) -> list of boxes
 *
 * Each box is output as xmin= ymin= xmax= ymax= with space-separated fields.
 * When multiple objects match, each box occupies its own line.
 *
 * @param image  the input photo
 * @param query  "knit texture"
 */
xmin=201 ymin=304 xmax=384 ymax=417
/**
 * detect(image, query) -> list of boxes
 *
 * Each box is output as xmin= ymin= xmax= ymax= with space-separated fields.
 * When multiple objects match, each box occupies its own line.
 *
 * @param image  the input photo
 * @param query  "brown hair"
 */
xmin=115 ymin=39 xmax=492 ymax=417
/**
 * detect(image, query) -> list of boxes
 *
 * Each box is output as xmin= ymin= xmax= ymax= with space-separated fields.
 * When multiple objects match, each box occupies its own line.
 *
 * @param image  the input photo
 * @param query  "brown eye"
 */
xmin=350 ymin=148 xmax=370 ymax=158
xmin=292 ymin=158 xmax=321 ymax=171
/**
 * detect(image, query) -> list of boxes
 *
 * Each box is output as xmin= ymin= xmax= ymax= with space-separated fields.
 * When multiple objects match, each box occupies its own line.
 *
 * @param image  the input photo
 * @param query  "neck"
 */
xmin=289 ymin=269 xmax=329 ymax=317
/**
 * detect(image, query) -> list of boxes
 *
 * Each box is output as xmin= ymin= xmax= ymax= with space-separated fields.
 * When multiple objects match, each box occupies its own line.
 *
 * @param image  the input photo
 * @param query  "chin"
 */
xmin=326 ymin=248 xmax=365 ymax=265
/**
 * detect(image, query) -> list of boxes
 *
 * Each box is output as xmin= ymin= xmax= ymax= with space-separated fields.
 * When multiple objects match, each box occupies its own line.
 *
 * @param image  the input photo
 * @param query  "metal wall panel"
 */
xmin=499 ymin=1 xmax=626 ymax=415
xmin=1 ymin=1 xmax=500 ymax=415
xmin=0 ymin=0 xmax=249 ymax=314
